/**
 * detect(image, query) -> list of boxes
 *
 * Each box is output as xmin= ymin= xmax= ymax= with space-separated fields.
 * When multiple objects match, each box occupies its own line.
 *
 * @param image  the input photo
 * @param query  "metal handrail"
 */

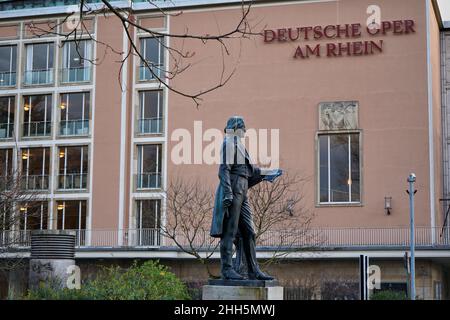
xmin=59 ymin=119 xmax=90 ymax=136
xmin=136 ymin=172 xmax=161 ymax=189
xmin=22 ymin=121 xmax=51 ymax=137
xmin=23 ymin=68 xmax=54 ymax=85
xmin=20 ymin=174 xmax=49 ymax=190
xmin=58 ymin=173 xmax=88 ymax=190
xmin=137 ymin=117 xmax=163 ymax=134
xmin=60 ymin=66 xmax=91 ymax=83
xmin=1 ymin=227 xmax=449 ymax=249
xmin=0 ymin=122 xmax=14 ymax=138
xmin=0 ymin=71 xmax=16 ymax=87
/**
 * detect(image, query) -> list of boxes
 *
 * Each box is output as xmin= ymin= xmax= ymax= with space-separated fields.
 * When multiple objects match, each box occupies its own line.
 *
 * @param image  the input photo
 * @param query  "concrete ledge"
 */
xmin=202 ymin=285 xmax=283 ymax=300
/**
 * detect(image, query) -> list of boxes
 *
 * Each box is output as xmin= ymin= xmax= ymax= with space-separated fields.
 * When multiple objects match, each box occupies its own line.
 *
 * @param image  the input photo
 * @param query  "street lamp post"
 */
xmin=407 ymin=173 xmax=416 ymax=300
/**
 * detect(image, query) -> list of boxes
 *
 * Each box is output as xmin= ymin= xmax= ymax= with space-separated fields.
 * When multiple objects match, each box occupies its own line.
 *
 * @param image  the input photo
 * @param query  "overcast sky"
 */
xmin=438 ymin=0 xmax=450 ymax=21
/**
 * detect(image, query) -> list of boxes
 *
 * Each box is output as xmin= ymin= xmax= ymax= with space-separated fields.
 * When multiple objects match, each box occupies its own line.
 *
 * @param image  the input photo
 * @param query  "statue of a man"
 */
xmin=210 ymin=116 xmax=282 ymax=280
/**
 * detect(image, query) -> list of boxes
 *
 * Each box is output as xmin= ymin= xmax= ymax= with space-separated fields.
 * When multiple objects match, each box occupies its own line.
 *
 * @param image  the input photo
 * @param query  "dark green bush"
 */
xmin=370 ymin=290 xmax=407 ymax=300
xmin=26 ymin=260 xmax=190 ymax=300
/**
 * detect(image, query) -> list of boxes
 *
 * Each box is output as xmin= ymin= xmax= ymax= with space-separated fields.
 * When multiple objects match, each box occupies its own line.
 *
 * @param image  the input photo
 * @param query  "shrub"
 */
xmin=370 ymin=290 xmax=407 ymax=300
xmin=26 ymin=260 xmax=190 ymax=300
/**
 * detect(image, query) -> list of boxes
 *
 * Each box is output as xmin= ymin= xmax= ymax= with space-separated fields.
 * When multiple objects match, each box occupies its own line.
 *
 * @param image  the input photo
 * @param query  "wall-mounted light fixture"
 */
xmin=385 ymin=197 xmax=392 ymax=215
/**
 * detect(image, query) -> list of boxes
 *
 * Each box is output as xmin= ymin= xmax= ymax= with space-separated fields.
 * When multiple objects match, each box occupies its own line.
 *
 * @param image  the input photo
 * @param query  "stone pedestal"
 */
xmin=202 ymin=280 xmax=283 ymax=300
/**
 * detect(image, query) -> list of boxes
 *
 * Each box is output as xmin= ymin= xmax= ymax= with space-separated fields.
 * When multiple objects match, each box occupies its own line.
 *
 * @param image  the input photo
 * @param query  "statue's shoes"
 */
xmin=222 ymin=269 xmax=245 ymax=280
xmin=247 ymin=271 xmax=275 ymax=281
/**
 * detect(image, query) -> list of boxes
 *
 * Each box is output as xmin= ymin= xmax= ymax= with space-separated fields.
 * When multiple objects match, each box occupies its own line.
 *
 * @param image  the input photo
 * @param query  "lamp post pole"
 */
xmin=407 ymin=173 xmax=416 ymax=300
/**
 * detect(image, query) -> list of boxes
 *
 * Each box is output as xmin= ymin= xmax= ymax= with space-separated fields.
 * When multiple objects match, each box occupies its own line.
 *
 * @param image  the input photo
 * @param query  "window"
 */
xmin=0 ymin=45 xmax=16 ymax=87
xmin=136 ymin=144 xmax=162 ymax=189
xmin=24 ymin=42 xmax=54 ymax=85
xmin=23 ymin=94 xmax=52 ymax=137
xmin=59 ymin=92 xmax=90 ymax=136
xmin=0 ymin=96 xmax=14 ymax=139
xmin=56 ymin=200 xmax=86 ymax=231
xmin=136 ymin=199 xmax=161 ymax=246
xmin=19 ymin=201 xmax=48 ymax=231
xmin=0 ymin=149 xmax=13 ymax=190
xmin=138 ymin=90 xmax=163 ymax=134
xmin=58 ymin=146 xmax=88 ymax=190
xmin=61 ymin=40 xmax=92 ymax=83
xmin=21 ymin=147 xmax=50 ymax=190
xmin=139 ymin=37 xmax=164 ymax=81
xmin=319 ymin=133 xmax=360 ymax=204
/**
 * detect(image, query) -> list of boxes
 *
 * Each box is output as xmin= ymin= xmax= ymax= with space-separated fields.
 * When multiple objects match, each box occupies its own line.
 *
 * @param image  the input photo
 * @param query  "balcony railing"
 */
xmin=23 ymin=69 xmax=54 ymax=85
xmin=59 ymin=119 xmax=90 ymax=136
xmin=1 ymin=227 xmax=450 ymax=250
xmin=23 ymin=121 xmax=51 ymax=137
xmin=138 ymin=65 xmax=163 ymax=81
xmin=136 ymin=172 xmax=161 ymax=189
xmin=0 ymin=71 xmax=16 ymax=87
xmin=137 ymin=117 xmax=163 ymax=134
xmin=61 ymin=66 xmax=91 ymax=83
xmin=21 ymin=175 xmax=49 ymax=191
xmin=58 ymin=173 xmax=88 ymax=190
xmin=0 ymin=123 xmax=14 ymax=139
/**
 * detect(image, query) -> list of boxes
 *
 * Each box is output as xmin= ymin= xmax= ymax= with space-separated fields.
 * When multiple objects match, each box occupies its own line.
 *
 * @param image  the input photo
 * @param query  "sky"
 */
xmin=438 ymin=0 xmax=450 ymax=21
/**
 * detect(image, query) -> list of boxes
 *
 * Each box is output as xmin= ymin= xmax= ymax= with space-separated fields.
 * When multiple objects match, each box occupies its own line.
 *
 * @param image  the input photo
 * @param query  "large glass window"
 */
xmin=137 ymin=90 xmax=163 ymax=134
xmin=24 ymin=42 xmax=54 ymax=85
xmin=59 ymin=92 xmax=90 ymax=136
xmin=23 ymin=94 xmax=52 ymax=137
xmin=139 ymin=37 xmax=164 ymax=81
xmin=136 ymin=144 xmax=162 ymax=189
xmin=0 ymin=149 xmax=13 ymax=190
xmin=61 ymin=40 xmax=92 ymax=83
xmin=0 ymin=96 xmax=14 ymax=139
xmin=21 ymin=147 xmax=50 ymax=191
xmin=58 ymin=146 xmax=88 ymax=190
xmin=19 ymin=201 xmax=48 ymax=231
xmin=0 ymin=45 xmax=16 ymax=87
xmin=319 ymin=133 xmax=360 ymax=204
xmin=56 ymin=200 xmax=86 ymax=231
xmin=136 ymin=199 xmax=161 ymax=246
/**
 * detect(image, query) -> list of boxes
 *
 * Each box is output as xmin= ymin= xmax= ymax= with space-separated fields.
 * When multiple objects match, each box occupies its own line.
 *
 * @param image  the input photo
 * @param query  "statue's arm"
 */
xmin=219 ymin=140 xmax=234 ymax=203
xmin=248 ymin=167 xmax=263 ymax=188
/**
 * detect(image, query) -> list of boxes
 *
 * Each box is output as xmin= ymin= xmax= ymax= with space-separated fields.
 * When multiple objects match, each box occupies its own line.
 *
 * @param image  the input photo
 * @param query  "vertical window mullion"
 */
xmin=62 ymin=202 xmax=65 ymax=230
xmin=27 ymin=97 xmax=31 ymax=136
xmin=327 ymin=135 xmax=331 ymax=203
xmin=348 ymin=134 xmax=352 ymax=203
xmin=78 ymin=201 xmax=82 ymax=232
xmin=40 ymin=203 xmax=43 ymax=230
xmin=80 ymin=146 xmax=84 ymax=188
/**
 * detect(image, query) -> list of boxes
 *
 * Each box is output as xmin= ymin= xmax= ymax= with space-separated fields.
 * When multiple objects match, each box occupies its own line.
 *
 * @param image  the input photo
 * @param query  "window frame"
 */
xmin=137 ymin=89 xmax=163 ymax=135
xmin=61 ymin=39 xmax=93 ymax=84
xmin=316 ymin=130 xmax=363 ymax=206
xmin=0 ymin=96 xmax=15 ymax=139
xmin=138 ymin=36 xmax=165 ymax=81
xmin=136 ymin=143 xmax=163 ymax=190
xmin=23 ymin=42 xmax=55 ymax=86
xmin=0 ymin=44 xmax=17 ymax=87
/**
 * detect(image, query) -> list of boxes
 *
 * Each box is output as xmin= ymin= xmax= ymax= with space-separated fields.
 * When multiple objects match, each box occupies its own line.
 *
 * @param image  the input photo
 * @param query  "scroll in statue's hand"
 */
xmin=260 ymin=168 xmax=283 ymax=183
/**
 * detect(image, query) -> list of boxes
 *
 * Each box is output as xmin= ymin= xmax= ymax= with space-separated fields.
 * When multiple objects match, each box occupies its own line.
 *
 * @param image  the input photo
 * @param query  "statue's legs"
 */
xmin=220 ymin=175 xmax=247 ymax=280
xmin=237 ymin=197 xmax=275 ymax=281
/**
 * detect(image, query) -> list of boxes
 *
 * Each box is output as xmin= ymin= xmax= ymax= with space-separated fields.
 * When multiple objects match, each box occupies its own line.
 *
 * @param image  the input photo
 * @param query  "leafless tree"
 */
xmin=247 ymin=172 xmax=320 ymax=266
xmin=27 ymin=0 xmax=262 ymax=107
xmin=163 ymin=173 xmax=318 ymax=278
xmin=163 ymin=177 xmax=219 ymax=278
xmin=0 ymin=142 xmax=43 ymax=274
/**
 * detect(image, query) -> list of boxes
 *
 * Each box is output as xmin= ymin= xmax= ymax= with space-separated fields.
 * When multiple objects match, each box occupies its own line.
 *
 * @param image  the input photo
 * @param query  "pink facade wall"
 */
xmin=166 ymin=0 xmax=440 ymax=228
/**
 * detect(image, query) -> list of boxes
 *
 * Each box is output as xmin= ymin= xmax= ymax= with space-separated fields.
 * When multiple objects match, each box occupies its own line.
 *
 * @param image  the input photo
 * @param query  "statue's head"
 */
xmin=224 ymin=116 xmax=246 ymax=138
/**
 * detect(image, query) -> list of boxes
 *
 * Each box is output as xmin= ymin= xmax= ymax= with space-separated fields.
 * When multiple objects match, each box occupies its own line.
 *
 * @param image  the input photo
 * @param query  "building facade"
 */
xmin=0 ymin=0 xmax=449 ymax=299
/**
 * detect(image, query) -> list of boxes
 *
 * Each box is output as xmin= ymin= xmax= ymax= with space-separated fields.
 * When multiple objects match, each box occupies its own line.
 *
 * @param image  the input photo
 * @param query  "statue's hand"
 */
xmin=223 ymin=194 xmax=233 ymax=208
xmin=262 ymin=169 xmax=283 ymax=183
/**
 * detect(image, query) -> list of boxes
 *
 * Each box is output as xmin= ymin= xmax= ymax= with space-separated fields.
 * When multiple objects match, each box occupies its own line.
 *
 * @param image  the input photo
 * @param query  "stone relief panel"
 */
xmin=319 ymin=101 xmax=359 ymax=131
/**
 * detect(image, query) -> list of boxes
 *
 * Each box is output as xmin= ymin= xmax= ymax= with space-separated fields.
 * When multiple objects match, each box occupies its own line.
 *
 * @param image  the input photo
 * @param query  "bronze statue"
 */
xmin=210 ymin=116 xmax=282 ymax=280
